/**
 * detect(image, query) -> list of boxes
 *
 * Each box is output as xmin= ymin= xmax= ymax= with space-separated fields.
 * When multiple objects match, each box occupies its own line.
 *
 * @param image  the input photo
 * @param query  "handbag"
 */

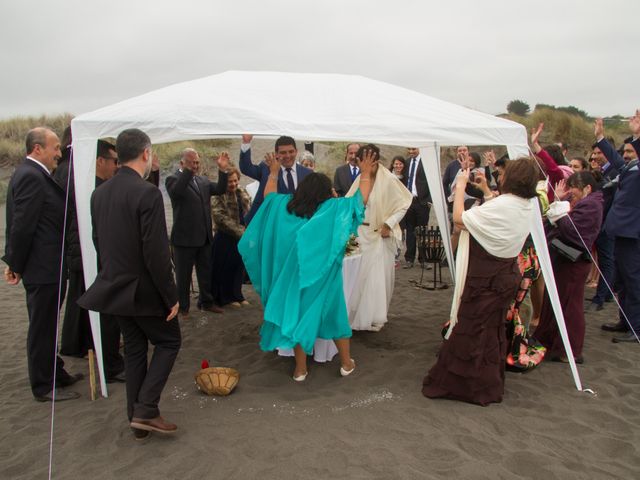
xmin=550 ymin=238 xmax=586 ymax=263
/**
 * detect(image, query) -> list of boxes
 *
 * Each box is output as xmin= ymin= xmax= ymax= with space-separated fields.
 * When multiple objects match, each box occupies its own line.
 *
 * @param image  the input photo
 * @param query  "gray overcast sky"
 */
xmin=0 ymin=0 xmax=637 ymax=119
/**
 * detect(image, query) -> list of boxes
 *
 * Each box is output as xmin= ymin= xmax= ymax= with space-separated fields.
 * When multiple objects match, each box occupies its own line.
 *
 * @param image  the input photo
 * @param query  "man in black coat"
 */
xmin=333 ymin=143 xmax=361 ymax=197
xmin=3 ymin=127 xmax=82 ymax=402
xmin=165 ymin=148 xmax=229 ymax=316
xmin=403 ymin=147 xmax=432 ymax=268
xmin=78 ymin=128 xmax=181 ymax=438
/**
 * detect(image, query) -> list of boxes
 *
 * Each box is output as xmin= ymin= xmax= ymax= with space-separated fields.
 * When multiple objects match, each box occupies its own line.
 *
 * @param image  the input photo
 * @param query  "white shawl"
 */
xmin=346 ymin=166 xmax=413 ymax=244
xmin=445 ymin=194 xmax=533 ymax=339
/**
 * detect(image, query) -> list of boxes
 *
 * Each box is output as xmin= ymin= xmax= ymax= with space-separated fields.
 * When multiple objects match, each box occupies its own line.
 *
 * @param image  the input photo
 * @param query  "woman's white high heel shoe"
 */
xmin=293 ymin=371 xmax=308 ymax=382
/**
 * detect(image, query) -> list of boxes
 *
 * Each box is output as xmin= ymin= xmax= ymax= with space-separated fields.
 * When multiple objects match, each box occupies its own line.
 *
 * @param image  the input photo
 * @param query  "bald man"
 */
xmin=3 ymin=127 xmax=82 ymax=402
xmin=165 ymin=148 xmax=229 ymax=316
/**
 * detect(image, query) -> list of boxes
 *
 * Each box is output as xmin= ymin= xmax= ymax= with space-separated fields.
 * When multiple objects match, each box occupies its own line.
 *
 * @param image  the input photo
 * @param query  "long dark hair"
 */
xmin=287 ymin=172 xmax=333 ymax=218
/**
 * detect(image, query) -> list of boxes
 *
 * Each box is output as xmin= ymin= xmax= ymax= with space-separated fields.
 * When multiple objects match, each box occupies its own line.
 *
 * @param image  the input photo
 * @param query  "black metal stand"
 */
xmin=409 ymin=226 xmax=448 ymax=290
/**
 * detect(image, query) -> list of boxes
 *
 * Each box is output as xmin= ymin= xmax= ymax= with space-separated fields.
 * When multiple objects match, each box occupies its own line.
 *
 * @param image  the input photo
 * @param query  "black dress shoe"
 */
xmin=106 ymin=372 xmax=126 ymax=384
xmin=58 ymin=372 xmax=84 ymax=387
xmin=601 ymin=321 xmax=628 ymax=332
xmin=34 ymin=388 xmax=81 ymax=402
xmin=612 ymin=332 xmax=639 ymax=343
xmin=585 ymin=302 xmax=603 ymax=312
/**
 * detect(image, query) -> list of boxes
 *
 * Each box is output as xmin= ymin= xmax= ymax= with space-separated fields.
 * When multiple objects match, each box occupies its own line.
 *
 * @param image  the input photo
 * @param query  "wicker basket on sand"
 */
xmin=195 ymin=367 xmax=240 ymax=396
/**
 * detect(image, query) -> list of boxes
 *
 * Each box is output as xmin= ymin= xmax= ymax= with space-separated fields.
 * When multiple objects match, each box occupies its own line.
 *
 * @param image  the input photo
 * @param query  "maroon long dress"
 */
xmin=422 ymin=237 xmax=520 ymax=406
xmin=534 ymin=191 xmax=603 ymax=359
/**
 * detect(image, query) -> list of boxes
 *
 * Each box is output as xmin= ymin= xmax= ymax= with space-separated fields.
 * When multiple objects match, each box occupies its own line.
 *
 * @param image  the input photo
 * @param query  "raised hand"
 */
xmin=531 ymin=123 xmax=544 ymax=146
xmin=264 ymin=152 xmax=281 ymax=175
xmin=242 ymin=134 xmax=253 ymax=144
xmin=358 ymin=148 xmax=378 ymax=177
xmin=554 ymin=179 xmax=568 ymax=200
xmin=483 ymin=150 xmax=496 ymax=167
xmin=594 ymin=118 xmax=605 ymax=140
xmin=456 ymin=168 xmax=470 ymax=189
xmin=216 ymin=151 xmax=230 ymax=171
xmin=630 ymin=110 xmax=640 ymax=137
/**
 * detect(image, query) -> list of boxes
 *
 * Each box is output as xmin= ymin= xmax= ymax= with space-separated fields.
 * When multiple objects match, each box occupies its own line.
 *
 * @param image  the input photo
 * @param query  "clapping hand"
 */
xmin=264 ymin=152 xmax=281 ymax=175
xmin=594 ymin=118 xmax=605 ymax=140
xmin=483 ymin=150 xmax=496 ymax=168
xmin=456 ymin=167 xmax=471 ymax=189
xmin=216 ymin=151 xmax=230 ymax=172
xmin=554 ymin=179 xmax=569 ymax=201
xmin=530 ymin=123 xmax=544 ymax=153
xmin=630 ymin=110 xmax=640 ymax=137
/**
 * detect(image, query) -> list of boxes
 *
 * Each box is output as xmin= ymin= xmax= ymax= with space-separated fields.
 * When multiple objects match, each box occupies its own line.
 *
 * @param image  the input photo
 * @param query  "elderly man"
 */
xmin=3 ymin=127 xmax=82 ymax=402
xmin=333 ymin=143 xmax=361 ymax=197
xmin=166 ymin=148 xmax=229 ymax=316
xmin=79 ymin=128 xmax=181 ymax=439
xmin=239 ymin=134 xmax=312 ymax=223
xmin=596 ymin=114 xmax=640 ymax=342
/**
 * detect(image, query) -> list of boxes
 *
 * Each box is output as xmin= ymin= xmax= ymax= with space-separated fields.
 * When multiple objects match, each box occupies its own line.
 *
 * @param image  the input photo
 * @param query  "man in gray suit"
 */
xmin=333 ymin=143 xmax=361 ymax=196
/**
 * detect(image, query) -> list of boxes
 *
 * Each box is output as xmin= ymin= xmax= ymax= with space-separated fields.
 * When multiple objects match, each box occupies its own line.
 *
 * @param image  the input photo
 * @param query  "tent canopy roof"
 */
xmin=73 ymin=70 xmax=527 ymax=148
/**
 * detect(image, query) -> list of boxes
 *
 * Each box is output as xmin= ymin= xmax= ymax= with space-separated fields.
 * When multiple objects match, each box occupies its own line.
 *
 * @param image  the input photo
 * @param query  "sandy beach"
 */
xmin=1 ymin=193 xmax=640 ymax=480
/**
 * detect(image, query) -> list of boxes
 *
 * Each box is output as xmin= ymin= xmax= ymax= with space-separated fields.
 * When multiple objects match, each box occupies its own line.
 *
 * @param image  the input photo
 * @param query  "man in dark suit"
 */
xmin=78 ymin=128 xmax=181 ymax=439
xmin=333 ymin=143 xmax=361 ymax=197
xmin=595 ymin=115 xmax=640 ymax=343
xmin=239 ymin=134 xmax=312 ymax=223
xmin=403 ymin=147 xmax=432 ymax=268
xmin=587 ymin=141 xmax=619 ymax=311
xmin=56 ymin=139 xmax=125 ymax=382
xmin=3 ymin=127 xmax=82 ymax=402
xmin=165 ymin=148 xmax=229 ymax=316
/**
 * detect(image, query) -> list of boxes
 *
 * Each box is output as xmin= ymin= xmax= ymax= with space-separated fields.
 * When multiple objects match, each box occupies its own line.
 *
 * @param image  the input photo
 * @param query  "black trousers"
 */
xmin=60 ymin=268 xmax=92 ymax=357
xmin=404 ymin=198 xmax=431 ymax=263
xmin=173 ymin=244 xmax=214 ymax=312
xmin=24 ymin=282 xmax=68 ymax=397
xmin=101 ymin=314 xmax=125 ymax=379
xmin=614 ymin=237 xmax=640 ymax=332
xmin=116 ymin=315 xmax=181 ymax=420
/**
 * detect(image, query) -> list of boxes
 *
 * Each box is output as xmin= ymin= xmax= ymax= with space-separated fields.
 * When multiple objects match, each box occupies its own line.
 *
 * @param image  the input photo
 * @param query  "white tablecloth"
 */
xmin=278 ymin=253 xmax=362 ymax=362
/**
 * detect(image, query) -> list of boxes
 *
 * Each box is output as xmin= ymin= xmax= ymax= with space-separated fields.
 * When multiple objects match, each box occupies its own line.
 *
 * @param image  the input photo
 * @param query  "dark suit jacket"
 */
xmin=3 ymin=158 xmax=66 ymax=285
xmin=239 ymin=148 xmax=311 ymax=223
xmin=334 ymin=163 xmax=357 ymax=197
xmin=78 ymin=166 xmax=178 ymax=316
xmin=165 ymin=169 xmax=228 ymax=247
xmin=602 ymin=137 xmax=640 ymax=239
xmin=406 ymin=157 xmax=431 ymax=206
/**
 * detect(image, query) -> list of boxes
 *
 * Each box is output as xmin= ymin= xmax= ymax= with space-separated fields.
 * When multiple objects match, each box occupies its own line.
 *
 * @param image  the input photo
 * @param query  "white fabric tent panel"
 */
xmin=70 ymin=71 xmax=556 ymax=397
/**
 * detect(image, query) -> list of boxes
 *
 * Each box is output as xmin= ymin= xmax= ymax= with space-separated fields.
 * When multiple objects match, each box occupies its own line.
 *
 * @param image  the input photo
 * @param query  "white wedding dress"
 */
xmin=346 ymin=168 xmax=411 ymax=331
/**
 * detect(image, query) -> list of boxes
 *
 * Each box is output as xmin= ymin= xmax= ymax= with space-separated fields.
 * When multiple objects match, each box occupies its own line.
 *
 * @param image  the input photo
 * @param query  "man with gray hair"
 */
xmin=165 ymin=148 xmax=229 ymax=317
xmin=3 ymin=127 xmax=82 ymax=402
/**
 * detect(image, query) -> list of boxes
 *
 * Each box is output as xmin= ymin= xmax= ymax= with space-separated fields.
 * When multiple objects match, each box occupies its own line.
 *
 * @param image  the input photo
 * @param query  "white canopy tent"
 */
xmin=71 ymin=70 xmax=583 ymax=397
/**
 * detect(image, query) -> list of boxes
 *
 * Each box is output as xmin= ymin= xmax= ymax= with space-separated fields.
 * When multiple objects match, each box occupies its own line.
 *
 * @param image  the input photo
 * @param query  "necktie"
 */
xmin=286 ymin=167 xmax=295 ymax=193
xmin=408 ymin=159 xmax=416 ymax=194
xmin=351 ymin=166 xmax=359 ymax=181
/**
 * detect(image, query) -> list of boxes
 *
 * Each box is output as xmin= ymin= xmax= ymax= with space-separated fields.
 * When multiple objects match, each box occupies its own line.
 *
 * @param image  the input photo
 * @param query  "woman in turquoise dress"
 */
xmin=238 ymin=148 xmax=377 ymax=381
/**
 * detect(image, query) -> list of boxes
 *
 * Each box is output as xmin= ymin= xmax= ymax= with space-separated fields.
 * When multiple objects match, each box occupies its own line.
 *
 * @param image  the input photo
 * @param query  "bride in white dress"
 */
xmin=346 ymin=144 xmax=412 ymax=331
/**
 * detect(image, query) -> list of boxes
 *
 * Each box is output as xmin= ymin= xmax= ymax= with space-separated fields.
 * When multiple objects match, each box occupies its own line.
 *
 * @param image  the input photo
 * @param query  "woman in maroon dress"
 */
xmin=422 ymin=158 xmax=540 ymax=406
xmin=533 ymin=172 xmax=603 ymax=363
